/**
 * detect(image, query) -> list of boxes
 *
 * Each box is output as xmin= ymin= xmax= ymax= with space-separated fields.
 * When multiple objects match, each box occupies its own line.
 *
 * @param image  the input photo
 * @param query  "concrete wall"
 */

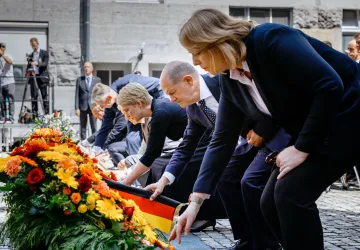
xmin=89 ymin=2 xmax=228 ymax=75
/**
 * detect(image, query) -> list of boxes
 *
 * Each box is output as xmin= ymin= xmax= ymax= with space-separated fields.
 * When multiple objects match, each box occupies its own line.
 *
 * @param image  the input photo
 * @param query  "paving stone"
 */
xmin=192 ymin=188 xmax=360 ymax=249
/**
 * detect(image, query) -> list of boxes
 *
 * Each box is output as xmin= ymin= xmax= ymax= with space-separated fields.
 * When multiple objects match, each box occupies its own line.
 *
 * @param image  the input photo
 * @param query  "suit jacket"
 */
xmin=193 ymin=23 xmax=360 ymax=194
xmin=94 ymin=104 xmax=127 ymax=149
xmin=111 ymin=73 xmax=164 ymax=98
xmin=165 ymin=74 xmax=289 ymax=180
xmin=75 ymin=76 xmax=101 ymax=111
xmin=26 ymin=49 xmax=49 ymax=80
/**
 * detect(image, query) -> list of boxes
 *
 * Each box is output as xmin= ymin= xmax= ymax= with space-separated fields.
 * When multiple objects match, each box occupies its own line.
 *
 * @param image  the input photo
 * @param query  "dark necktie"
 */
xmin=198 ymin=99 xmax=216 ymax=124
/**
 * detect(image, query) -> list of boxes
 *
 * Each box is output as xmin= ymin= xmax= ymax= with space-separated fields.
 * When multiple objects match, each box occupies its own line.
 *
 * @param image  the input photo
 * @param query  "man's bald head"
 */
xmin=161 ymin=61 xmax=198 ymax=85
xmin=160 ymin=61 xmax=201 ymax=108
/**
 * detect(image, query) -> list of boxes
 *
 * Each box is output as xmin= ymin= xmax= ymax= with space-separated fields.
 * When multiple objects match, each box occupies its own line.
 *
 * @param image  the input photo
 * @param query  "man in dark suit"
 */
xmin=146 ymin=61 xmax=290 ymax=250
xmin=75 ymin=62 xmax=101 ymax=140
xmin=26 ymin=37 xmax=50 ymax=115
xmin=91 ymin=75 xmax=165 ymax=166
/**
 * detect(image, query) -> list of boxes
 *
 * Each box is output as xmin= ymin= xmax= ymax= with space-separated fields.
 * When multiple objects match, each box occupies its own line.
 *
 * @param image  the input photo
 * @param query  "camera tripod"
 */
xmin=18 ymin=69 xmax=45 ymax=123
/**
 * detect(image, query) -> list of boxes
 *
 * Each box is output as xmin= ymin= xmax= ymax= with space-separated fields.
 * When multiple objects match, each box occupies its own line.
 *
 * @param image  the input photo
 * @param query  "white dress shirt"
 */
xmin=33 ymin=49 xmax=41 ymax=74
xmin=230 ymin=61 xmax=271 ymax=116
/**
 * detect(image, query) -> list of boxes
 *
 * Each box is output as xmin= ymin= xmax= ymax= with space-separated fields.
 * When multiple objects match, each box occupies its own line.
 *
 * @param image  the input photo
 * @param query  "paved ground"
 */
xmin=192 ymin=185 xmax=360 ymax=250
xmin=1 ymin=185 xmax=360 ymax=250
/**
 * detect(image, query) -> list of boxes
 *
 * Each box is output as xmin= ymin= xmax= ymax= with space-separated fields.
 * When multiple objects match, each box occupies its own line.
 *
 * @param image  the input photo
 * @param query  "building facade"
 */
xmin=0 ymin=0 xmax=359 ymax=116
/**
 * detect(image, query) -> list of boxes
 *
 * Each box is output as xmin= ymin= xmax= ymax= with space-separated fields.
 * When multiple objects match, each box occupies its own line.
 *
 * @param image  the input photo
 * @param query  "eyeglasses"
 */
xmin=265 ymin=151 xmax=279 ymax=165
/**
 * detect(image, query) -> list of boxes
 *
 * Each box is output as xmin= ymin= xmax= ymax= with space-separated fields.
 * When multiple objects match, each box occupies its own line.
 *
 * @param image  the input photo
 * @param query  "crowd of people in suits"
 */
xmin=74 ymin=9 xmax=360 ymax=250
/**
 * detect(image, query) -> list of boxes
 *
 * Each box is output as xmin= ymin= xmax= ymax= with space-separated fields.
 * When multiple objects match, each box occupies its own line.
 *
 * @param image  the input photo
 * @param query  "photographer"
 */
xmin=0 ymin=42 xmax=15 ymax=123
xmin=26 ymin=37 xmax=49 ymax=116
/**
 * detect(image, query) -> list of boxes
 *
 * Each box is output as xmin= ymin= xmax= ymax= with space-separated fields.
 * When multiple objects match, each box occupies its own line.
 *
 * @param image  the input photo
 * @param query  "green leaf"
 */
xmin=111 ymin=221 xmax=122 ymax=236
xmin=49 ymin=193 xmax=69 ymax=209
xmin=29 ymin=207 xmax=45 ymax=215
xmin=0 ymin=185 xmax=12 ymax=191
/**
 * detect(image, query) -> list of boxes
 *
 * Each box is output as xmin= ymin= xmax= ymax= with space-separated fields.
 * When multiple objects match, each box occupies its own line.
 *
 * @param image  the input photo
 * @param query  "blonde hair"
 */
xmin=179 ymin=9 xmax=256 ymax=74
xmin=118 ymin=82 xmax=152 ymax=107
xmin=91 ymin=83 xmax=113 ymax=103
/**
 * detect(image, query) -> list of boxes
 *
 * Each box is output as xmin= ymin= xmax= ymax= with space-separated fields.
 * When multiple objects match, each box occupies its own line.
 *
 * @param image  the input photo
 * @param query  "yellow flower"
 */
xmin=86 ymin=195 xmax=96 ymax=205
xmin=143 ymin=225 xmax=157 ymax=243
xmin=78 ymin=204 xmax=88 ymax=213
xmin=50 ymin=144 xmax=77 ymax=155
xmin=87 ymin=203 xmax=96 ymax=211
xmin=38 ymin=151 xmax=67 ymax=162
xmin=54 ymin=168 xmax=78 ymax=189
xmin=87 ymin=189 xmax=101 ymax=204
xmin=38 ymin=150 xmax=83 ymax=163
xmin=0 ymin=156 xmax=11 ymax=173
xmin=96 ymin=198 xmax=124 ymax=221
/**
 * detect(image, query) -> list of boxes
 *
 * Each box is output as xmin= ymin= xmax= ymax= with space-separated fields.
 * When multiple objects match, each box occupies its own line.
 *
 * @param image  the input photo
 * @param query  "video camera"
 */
xmin=25 ymin=53 xmax=33 ymax=64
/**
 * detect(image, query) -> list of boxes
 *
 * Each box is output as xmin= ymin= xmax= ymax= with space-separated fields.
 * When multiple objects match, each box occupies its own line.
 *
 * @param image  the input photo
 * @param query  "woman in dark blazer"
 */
xmin=170 ymin=8 xmax=360 ymax=250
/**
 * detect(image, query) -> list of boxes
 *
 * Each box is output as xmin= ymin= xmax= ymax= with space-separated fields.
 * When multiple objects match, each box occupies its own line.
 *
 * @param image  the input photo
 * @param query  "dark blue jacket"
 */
xmin=165 ymin=74 xmax=290 ymax=179
xmin=194 ymin=23 xmax=360 ymax=194
xmin=94 ymin=74 xmax=164 ymax=149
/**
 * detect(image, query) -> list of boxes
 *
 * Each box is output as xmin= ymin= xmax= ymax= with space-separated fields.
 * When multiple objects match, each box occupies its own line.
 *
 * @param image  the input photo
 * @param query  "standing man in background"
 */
xmin=0 ymin=42 xmax=15 ymax=123
xmin=26 ymin=37 xmax=50 ymax=116
xmin=75 ymin=62 xmax=101 ymax=140
xmin=347 ymin=40 xmax=360 ymax=63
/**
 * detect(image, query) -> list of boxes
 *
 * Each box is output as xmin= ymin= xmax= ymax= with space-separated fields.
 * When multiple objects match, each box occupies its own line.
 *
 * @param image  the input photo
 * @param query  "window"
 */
xmin=341 ymin=10 xmax=360 ymax=53
xmin=93 ymin=63 xmax=131 ymax=85
xmin=230 ymin=7 xmax=292 ymax=26
xmin=149 ymin=63 xmax=165 ymax=78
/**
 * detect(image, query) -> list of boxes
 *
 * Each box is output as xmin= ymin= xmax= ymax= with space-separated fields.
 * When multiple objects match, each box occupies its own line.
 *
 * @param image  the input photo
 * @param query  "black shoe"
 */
xmin=190 ymin=219 xmax=216 ymax=232
xmin=228 ymin=240 xmax=252 ymax=250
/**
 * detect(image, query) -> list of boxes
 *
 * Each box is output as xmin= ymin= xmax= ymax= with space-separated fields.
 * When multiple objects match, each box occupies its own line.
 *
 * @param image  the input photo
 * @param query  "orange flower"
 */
xmin=63 ymin=187 xmax=72 ymax=195
xmin=64 ymin=210 xmax=72 ymax=215
xmin=11 ymin=139 xmax=49 ymax=157
xmin=58 ymin=158 xmax=78 ymax=173
xmin=5 ymin=157 xmax=22 ymax=177
xmin=71 ymin=193 xmax=81 ymax=204
xmin=97 ymin=181 xmax=111 ymax=198
xmin=80 ymin=165 xmax=101 ymax=184
xmin=16 ymin=156 xmax=38 ymax=167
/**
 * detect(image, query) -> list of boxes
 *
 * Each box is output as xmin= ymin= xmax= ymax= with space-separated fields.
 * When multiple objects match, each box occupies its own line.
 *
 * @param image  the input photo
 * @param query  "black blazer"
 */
xmin=75 ymin=75 xmax=102 ymax=111
xmin=193 ymin=23 xmax=360 ymax=194
xmin=139 ymin=98 xmax=188 ymax=167
xmin=26 ymin=49 xmax=49 ymax=80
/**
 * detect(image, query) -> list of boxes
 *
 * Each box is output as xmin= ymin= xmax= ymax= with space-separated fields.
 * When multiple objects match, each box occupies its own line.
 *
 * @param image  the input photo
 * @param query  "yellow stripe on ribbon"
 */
xmin=142 ymin=212 xmax=173 ymax=234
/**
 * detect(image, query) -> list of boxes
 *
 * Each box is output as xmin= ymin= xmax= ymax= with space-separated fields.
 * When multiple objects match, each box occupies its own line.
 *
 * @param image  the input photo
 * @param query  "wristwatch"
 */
xmin=188 ymin=193 xmax=204 ymax=206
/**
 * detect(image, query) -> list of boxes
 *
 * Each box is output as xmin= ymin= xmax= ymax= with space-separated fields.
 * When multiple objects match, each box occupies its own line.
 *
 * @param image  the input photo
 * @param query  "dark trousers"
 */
xmin=241 ymin=146 xmax=279 ymax=250
xmin=30 ymin=76 xmax=49 ymax=115
xmin=260 ymin=155 xmax=356 ymax=250
xmin=80 ymin=108 xmax=97 ymax=140
xmin=216 ymin=145 xmax=258 ymax=241
xmin=108 ymin=140 xmax=128 ymax=166
xmin=1 ymin=83 xmax=15 ymax=119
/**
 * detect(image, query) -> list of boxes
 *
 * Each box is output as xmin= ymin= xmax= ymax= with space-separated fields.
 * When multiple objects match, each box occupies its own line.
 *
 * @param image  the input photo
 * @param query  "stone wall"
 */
xmin=89 ymin=2 xmax=228 ymax=75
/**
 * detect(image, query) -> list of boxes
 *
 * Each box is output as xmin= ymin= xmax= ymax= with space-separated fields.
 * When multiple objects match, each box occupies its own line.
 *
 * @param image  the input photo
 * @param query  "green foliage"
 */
xmin=0 ymin=211 xmax=156 ymax=250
